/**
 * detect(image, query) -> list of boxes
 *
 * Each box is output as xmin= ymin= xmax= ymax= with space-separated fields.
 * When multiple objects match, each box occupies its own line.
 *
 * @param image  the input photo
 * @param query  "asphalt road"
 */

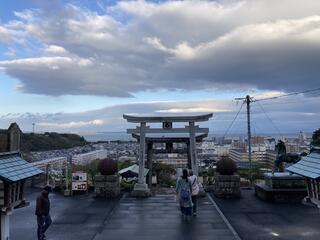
xmin=211 ymin=188 xmax=320 ymax=240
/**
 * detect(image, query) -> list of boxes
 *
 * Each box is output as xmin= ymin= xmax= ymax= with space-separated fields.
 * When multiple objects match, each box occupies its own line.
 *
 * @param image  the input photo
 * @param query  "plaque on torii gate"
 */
xmin=123 ymin=113 xmax=213 ymax=197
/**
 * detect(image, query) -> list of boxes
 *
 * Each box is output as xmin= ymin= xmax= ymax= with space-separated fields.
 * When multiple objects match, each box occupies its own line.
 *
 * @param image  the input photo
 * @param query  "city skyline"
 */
xmin=0 ymin=0 xmax=320 ymax=133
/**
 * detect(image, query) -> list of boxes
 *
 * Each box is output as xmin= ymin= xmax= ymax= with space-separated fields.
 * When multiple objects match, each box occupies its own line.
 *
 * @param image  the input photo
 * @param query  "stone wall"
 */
xmin=95 ymin=174 xmax=120 ymax=198
xmin=255 ymin=173 xmax=307 ymax=202
xmin=213 ymin=174 xmax=241 ymax=198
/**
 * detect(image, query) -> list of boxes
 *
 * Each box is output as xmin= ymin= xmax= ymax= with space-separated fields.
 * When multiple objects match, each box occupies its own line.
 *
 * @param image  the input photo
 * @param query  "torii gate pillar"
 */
xmin=189 ymin=121 xmax=198 ymax=176
xmin=132 ymin=122 xmax=151 ymax=197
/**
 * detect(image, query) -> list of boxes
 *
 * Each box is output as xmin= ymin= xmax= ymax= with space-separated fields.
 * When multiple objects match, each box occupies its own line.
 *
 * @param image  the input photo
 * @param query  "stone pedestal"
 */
xmin=95 ymin=174 xmax=120 ymax=198
xmin=197 ymin=183 xmax=206 ymax=197
xmin=255 ymin=172 xmax=307 ymax=202
xmin=213 ymin=174 xmax=241 ymax=198
xmin=63 ymin=189 xmax=72 ymax=197
xmin=131 ymin=183 xmax=151 ymax=197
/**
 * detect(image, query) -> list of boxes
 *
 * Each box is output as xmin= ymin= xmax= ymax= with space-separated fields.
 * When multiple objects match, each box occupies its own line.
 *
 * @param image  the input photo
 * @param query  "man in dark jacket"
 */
xmin=35 ymin=186 xmax=52 ymax=240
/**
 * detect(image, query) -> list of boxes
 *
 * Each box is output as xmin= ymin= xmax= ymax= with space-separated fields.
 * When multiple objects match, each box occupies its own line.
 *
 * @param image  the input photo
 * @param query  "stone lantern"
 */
xmin=95 ymin=159 xmax=120 ymax=198
xmin=0 ymin=123 xmax=43 ymax=239
xmin=214 ymin=157 xmax=241 ymax=198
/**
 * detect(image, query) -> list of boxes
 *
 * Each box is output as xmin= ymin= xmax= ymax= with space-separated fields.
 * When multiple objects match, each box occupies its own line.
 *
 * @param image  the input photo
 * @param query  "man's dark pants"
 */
xmin=37 ymin=215 xmax=52 ymax=240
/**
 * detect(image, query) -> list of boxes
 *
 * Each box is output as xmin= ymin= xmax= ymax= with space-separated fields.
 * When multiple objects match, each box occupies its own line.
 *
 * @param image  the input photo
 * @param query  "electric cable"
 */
xmin=254 ymin=87 xmax=320 ymax=102
xmin=255 ymin=101 xmax=283 ymax=138
xmin=222 ymin=102 xmax=244 ymax=139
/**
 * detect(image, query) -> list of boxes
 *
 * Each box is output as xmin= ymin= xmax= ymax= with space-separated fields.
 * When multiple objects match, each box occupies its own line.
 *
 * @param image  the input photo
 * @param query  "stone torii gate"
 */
xmin=123 ymin=113 xmax=213 ymax=196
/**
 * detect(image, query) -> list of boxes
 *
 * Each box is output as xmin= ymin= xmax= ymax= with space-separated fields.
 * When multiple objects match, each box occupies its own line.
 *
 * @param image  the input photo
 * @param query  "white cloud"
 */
xmin=44 ymin=45 xmax=67 ymax=54
xmin=37 ymin=119 xmax=104 ymax=129
xmin=156 ymin=107 xmax=230 ymax=113
xmin=1 ymin=97 xmax=319 ymax=133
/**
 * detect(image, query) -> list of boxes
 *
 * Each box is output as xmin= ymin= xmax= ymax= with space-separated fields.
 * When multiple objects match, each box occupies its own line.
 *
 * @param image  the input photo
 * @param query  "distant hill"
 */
xmin=21 ymin=132 xmax=88 ymax=152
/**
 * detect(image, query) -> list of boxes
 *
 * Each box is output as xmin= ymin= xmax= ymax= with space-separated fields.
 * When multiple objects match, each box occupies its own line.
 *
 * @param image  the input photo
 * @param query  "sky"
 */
xmin=0 ymin=0 xmax=319 ymax=135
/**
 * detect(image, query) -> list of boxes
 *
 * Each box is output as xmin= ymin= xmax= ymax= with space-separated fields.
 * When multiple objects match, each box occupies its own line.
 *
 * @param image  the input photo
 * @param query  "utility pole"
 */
xmin=246 ymin=95 xmax=253 ymax=185
xmin=32 ymin=122 xmax=35 ymax=134
xmin=235 ymin=95 xmax=253 ymax=185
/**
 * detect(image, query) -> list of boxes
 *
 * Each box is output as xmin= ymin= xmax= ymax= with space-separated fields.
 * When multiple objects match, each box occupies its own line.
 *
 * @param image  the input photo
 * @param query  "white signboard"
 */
xmin=72 ymin=172 xmax=87 ymax=191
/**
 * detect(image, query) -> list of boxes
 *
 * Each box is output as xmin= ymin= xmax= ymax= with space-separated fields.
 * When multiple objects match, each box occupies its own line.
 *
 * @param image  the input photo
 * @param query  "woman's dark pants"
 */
xmin=181 ymin=207 xmax=192 ymax=216
xmin=191 ymin=195 xmax=197 ymax=214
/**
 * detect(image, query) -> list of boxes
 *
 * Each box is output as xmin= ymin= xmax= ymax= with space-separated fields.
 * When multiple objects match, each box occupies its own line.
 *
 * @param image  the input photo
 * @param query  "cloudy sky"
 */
xmin=0 ymin=0 xmax=319 ymax=135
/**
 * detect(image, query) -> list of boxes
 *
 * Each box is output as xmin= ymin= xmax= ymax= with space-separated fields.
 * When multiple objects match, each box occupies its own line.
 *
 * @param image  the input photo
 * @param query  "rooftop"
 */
xmin=0 ymin=152 xmax=43 ymax=182
xmin=123 ymin=113 xmax=213 ymax=123
xmin=287 ymin=151 xmax=320 ymax=179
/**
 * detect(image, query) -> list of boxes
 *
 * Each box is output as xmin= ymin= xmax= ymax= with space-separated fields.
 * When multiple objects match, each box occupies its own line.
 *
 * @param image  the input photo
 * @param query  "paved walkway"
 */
xmin=93 ymin=194 xmax=239 ymax=240
xmin=212 ymin=189 xmax=320 ymax=240
xmin=11 ymin=190 xmax=239 ymax=240
xmin=11 ymin=190 xmax=118 ymax=240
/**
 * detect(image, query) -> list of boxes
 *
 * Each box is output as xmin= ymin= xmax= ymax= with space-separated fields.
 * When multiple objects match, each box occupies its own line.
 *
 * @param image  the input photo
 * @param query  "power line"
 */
xmin=223 ymin=102 xmax=244 ymax=139
xmin=255 ymin=99 xmax=313 ymax=107
xmin=255 ymin=101 xmax=283 ymax=138
xmin=254 ymin=87 xmax=320 ymax=102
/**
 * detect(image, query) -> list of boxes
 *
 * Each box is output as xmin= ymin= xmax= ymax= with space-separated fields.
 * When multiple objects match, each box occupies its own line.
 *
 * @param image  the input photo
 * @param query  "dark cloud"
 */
xmin=1 ymin=0 xmax=320 ymax=97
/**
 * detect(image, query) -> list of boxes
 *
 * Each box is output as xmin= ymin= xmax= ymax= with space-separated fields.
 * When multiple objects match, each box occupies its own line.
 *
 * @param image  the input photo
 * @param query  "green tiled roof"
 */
xmin=0 ymin=152 xmax=43 ymax=182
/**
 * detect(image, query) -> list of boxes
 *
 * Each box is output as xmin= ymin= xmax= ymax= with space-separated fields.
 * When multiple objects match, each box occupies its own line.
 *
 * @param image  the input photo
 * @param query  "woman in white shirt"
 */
xmin=188 ymin=170 xmax=199 ymax=216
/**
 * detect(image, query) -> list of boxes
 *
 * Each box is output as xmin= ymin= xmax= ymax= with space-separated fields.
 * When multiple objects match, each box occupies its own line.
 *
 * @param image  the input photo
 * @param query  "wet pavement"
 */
xmin=11 ymin=189 xmax=238 ymax=240
xmin=11 ymin=189 xmax=118 ymax=240
xmin=93 ymin=194 xmax=238 ymax=240
xmin=211 ymin=188 xmax=320 ymax=240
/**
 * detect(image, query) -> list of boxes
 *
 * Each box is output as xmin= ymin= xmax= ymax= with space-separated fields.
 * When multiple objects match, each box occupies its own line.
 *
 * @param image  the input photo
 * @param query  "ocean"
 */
xmin=81 ymin=132 xmax=310 ymax=142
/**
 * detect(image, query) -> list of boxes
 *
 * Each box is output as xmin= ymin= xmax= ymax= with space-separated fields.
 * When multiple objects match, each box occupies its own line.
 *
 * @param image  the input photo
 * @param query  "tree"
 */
xmin=152 ymin=162 xmax=176 ymax=187
xmin=87 ymin=159 xmax=100 ymax=186
xmin=312 ymin=128 xmax=320 ymax=147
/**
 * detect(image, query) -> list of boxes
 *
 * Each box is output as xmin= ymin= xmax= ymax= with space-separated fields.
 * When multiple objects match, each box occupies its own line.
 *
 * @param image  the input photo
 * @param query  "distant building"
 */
xmin=298 ymin=131 xmax=307 ymax=145
xmin=232 ymin=141 xmax=246 ymax=150
xmin=229 ymin=148 xmax=266 ymax=162
xmin=265 ymin=150 xmax=277 ymax=169
xmin=251 ymin=136 xmax=265 ymax=145
xmin=72 ymin=150 xmax=108 ymax=165
xmin=229 ymin=147 xmax=270 ymax=168
xmin=155 ymin=154 xmax=188 ymax=168
xmin=285 ymin=143 xmax=309 ymax=153
xmin=200 ymin=141 xmax=230 ymax=156
xmin=32 ymin=156 xmax=68 ymax=171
